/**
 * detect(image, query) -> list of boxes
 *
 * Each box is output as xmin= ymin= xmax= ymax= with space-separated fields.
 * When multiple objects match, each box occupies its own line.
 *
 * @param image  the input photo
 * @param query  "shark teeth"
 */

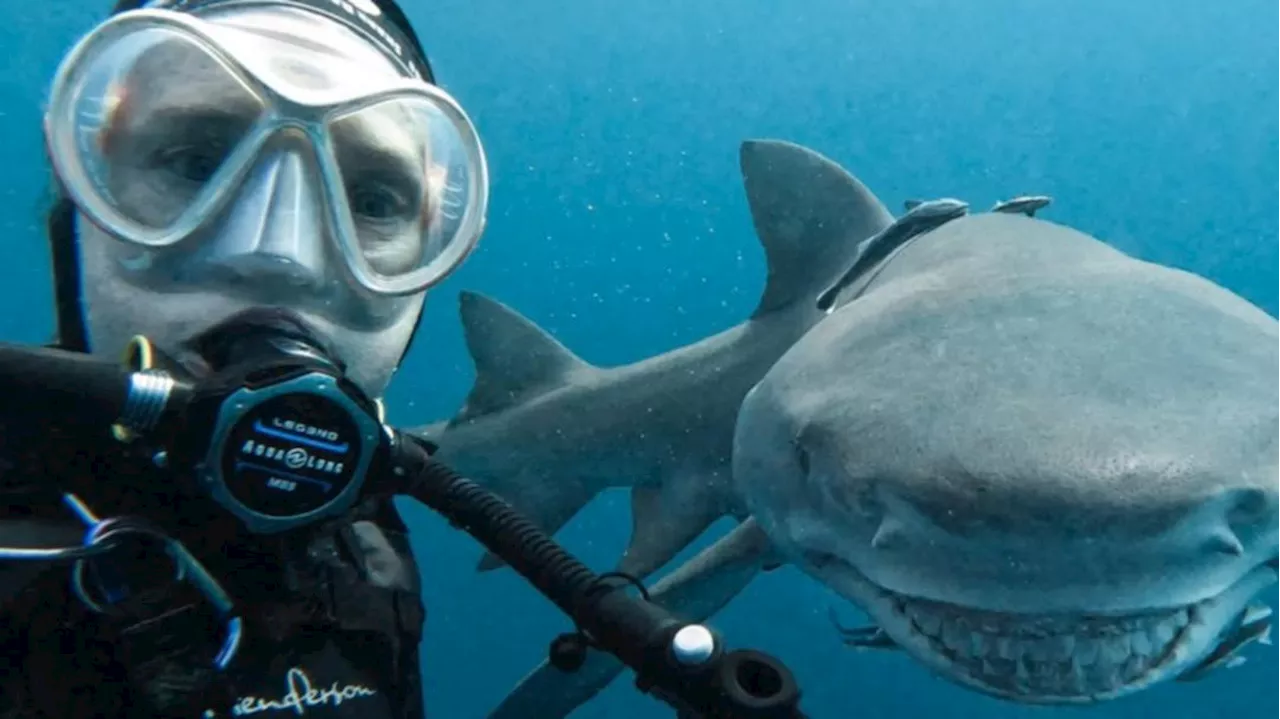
xmin=888 ymin=594 xmax=1195 ymax=699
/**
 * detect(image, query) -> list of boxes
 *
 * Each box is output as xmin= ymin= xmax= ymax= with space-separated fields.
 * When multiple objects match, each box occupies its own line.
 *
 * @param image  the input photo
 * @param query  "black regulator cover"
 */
xmin=169 ymin=312 xmax=386 ymax=534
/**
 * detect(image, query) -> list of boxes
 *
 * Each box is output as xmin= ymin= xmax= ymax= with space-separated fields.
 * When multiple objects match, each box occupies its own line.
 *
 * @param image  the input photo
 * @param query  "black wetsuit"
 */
xmin=0 ymin=390 xmax=429 ymax=719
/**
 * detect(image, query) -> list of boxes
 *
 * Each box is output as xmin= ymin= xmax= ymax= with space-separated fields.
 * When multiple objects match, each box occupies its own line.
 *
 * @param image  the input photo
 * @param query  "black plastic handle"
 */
xmin=0 ymin=344 xmax=137 ymax=430
xmin=384 ymin=433 xmax=804 ymax=718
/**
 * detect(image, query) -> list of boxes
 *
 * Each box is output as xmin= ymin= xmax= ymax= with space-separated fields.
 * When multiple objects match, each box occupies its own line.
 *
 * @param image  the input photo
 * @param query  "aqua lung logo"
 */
xmin=284 ymin=448 xmax=309 ymax=469
xmin=241 ymin=439 xmax=345 ymax=475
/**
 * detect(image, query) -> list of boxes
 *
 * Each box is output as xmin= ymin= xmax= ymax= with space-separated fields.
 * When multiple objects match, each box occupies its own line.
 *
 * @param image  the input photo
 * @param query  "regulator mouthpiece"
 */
xmin=190 ymin=308 xmax=341 ymax=377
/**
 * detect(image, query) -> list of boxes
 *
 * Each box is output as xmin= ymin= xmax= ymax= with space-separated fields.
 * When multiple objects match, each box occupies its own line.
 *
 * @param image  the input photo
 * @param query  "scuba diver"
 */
xmin=0 ymin=1 xmax=805 ymax=718
xmin=4 ymin=0 xmax=472 ymax=716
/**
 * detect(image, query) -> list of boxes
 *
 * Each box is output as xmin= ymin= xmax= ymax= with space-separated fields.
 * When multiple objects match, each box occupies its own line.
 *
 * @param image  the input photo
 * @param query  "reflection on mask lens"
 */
xmin=81 ymin=29 xmax=266 ymax=229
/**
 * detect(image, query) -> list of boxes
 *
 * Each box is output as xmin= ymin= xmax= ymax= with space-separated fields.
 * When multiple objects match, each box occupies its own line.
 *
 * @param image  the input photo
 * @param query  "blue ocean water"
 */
xmin=0 ymin=1 xmax=1275 ymax=718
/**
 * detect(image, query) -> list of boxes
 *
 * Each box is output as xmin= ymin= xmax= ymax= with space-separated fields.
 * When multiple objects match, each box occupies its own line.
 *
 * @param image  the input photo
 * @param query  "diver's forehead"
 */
xmin=124 ymin=5 xmax=405 ymax=102
xmin=205 ymin=6 xmax=405 ymax=91
xmin=122 ymin=40 xmax=255 ymax=111
xmin=113 ymin=7 xmax=427 ymax=162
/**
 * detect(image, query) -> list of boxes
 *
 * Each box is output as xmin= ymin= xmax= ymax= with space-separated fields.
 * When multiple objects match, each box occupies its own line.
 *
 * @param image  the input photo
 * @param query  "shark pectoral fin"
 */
xmin=485 ymin=518 xmax=776 ymax=719
xmin=828 ymin=606 xmax=898 ymax=651
xmin=649 ymin=517 xmax=777 ymax=617
xmin=404 ymin=420 xmax=446 ymax=449
xmin=739 ymin=140 xmax=894 ymax=318
xmin=451 ymin=291 xmax=598 ymax=426
xmin=617 ymin=478 xmax=727 ymax=580
xmin=1176 ymin=604 xmax=1275 ymax=683
xmin=476 ymin=476 xmax=598 ymax=572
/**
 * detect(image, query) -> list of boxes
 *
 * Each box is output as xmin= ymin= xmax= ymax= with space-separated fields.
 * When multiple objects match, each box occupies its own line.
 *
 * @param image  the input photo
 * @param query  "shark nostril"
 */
xmin=1227 ymin=486 xmax=1274 ymax=525
xmin=1224 ymin=486 xmax=1278 ymax=552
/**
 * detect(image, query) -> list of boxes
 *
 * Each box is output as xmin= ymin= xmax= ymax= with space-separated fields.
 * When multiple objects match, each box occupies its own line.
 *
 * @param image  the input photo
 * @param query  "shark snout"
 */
xmin=773 ymin=295 xmax=1280 ymax=614
xmin=802 ymin=426 xmax=1280 ymax=615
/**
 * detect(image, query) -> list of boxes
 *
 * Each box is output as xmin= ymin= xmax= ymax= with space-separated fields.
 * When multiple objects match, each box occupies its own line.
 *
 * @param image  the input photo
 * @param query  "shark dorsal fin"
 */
xmin=739 ymin=140 xmax=895 ymax=318
xmin=451 ymin=291 xmax=595 ymax=424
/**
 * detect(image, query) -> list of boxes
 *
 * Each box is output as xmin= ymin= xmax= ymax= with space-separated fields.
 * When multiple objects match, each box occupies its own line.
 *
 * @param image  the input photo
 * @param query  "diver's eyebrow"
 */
xmin=329 ymin=127 xmax=425 ymax=185
xmin=338 ymin=144 xmax=424 ymax=191
xmin=116 ymin=105 xmax=260 ymax=152
xmin=136 ymin=103 xmax=263 ymax=126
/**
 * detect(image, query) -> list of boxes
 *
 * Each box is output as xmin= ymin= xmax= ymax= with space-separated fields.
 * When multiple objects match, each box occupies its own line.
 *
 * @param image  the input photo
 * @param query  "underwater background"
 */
xmin=0 ymin=1 xmax=1275 ymax=717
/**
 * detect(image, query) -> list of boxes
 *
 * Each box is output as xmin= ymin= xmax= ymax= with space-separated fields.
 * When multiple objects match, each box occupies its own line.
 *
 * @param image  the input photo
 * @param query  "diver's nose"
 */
xmin=202 ymin=148 xmax=329 ymax=289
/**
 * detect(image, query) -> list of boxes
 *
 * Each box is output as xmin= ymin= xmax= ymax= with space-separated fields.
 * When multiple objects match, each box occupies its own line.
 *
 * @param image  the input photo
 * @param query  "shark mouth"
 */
xmin=877 ymin=594 xmax=1198 ymax=701
xmin=825 ymin=558 xmax=1278 ymax=704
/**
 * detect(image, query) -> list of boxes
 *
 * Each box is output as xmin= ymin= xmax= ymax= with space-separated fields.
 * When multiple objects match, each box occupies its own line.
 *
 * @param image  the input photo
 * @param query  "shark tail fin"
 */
xmin=739 ymin=139 xmax=895 ymax=318
xmin=450 ymin=291 xmax=597 ymax=427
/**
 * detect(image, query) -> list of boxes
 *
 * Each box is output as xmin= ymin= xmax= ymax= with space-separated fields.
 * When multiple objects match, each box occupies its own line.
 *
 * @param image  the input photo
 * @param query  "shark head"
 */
xmin=734 ymin=212 xmax=1279 ymax=703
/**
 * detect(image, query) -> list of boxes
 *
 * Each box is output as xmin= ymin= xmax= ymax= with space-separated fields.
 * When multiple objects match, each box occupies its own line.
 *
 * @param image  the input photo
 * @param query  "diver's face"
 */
xmin=74 ymin=7 xmax=430 ymax=398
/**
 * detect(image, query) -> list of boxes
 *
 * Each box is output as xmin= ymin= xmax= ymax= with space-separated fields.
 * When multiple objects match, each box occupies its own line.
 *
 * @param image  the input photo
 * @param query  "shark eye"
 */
xmin=792 ymin=440 xmax=810 ymax=475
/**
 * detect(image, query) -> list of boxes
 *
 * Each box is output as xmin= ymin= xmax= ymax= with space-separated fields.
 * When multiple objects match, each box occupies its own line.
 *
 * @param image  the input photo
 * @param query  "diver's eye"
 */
xmin=154 ymin=144 xmax=226 ymax=184
xmin=349 ymin=185 xmax=403 ymax=220
xmin=349 ymin=180 xmax=415 ymax=223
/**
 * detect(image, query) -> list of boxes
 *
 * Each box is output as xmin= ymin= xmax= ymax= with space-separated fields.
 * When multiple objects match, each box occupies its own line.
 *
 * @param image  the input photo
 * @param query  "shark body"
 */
xmin=464 ymin=144 xmax=1278 ymax=717
xmin=416 ymin=140 xmax=895 ymax=579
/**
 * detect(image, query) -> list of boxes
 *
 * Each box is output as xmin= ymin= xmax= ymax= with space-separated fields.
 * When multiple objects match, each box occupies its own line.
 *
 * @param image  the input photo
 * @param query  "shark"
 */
xmin=734 ymin=211 xmax=1280 ymax=704
xmin=415 ymin=139 xmax=897 ymax=580
xmin=480 ymin=167 xmax=1279 ymax=716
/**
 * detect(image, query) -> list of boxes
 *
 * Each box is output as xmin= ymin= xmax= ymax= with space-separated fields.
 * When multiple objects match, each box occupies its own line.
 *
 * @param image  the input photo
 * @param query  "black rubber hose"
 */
xmin=390 ymin=434 xmax=675 ymax=668
xmin=0 ymin=344 xmax=135 ymax=429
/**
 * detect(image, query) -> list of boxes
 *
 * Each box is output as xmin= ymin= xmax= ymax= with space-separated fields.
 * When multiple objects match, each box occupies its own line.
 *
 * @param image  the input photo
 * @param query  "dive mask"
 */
xmin=44 ymin=7 xmax=489 ymax=296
